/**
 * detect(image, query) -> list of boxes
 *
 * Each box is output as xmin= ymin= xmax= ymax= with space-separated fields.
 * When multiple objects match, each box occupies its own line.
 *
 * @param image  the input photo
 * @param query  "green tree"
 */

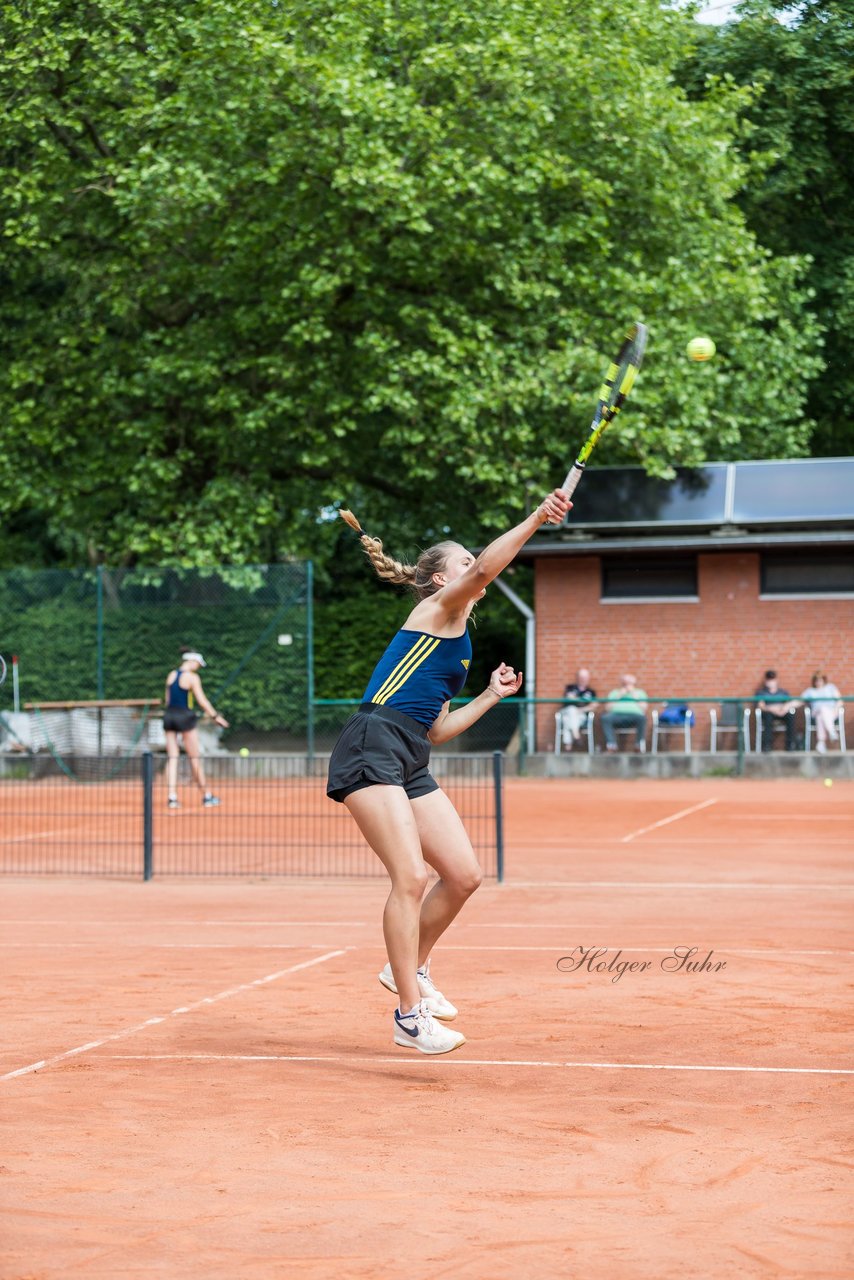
xmin=681 ymin=0 xmax=852 ymax=455
xmin=0 ymin=0 xmax=823 ymax=569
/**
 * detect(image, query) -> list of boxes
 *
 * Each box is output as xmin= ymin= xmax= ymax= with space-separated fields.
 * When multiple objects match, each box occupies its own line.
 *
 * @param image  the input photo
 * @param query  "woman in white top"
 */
xmin=799 ymin=671 xmax=842 ymax=753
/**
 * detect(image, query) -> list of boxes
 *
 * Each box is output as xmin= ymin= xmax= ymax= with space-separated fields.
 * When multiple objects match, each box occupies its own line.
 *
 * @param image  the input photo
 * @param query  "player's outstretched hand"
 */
xmin=489 ymin=662 xmax=523 ymax=699
xmin=536 ymin=489 xmax=572 ymax=525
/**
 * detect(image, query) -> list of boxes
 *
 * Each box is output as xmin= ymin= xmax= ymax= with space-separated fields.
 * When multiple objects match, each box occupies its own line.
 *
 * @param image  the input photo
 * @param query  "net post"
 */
xmin=306 ymin=560 xmax=315 ymax=764
xmin=96 ymin=565 xmax=105 ymax=701
xmin=492 ymin=750 xmax=504 ymax=883
xmin=517 ymin=700 xmax=526 ymax=776
xmin=142 ymin=751 xmax=154 ymax=880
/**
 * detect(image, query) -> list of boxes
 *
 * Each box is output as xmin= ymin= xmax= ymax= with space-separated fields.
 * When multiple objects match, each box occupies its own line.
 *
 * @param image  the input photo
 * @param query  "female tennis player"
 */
xmin=163 ymin=650 xmax=229 ymax=809
xmin=328 ymin=488 xmax=571 ymax=1053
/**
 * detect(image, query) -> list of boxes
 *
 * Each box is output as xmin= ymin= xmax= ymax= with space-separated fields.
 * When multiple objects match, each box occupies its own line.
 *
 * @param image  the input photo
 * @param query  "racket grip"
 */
xmin=561 ymin=464 xmax=584 ymax=499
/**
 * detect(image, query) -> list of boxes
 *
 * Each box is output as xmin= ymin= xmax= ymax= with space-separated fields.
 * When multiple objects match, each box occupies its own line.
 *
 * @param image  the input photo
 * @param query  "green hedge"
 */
xmin=1 ymin=563 xmax=530 ymax=738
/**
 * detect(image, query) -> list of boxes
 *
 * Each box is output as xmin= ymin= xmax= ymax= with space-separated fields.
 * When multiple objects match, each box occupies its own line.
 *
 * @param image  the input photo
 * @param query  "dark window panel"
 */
xmin=601 ymin=557 xmax=698 ymax=598
xmin=761 ymin=552 xmax=854 ymax=594
xmin=570 ymin=467 xmax=728 ymax=527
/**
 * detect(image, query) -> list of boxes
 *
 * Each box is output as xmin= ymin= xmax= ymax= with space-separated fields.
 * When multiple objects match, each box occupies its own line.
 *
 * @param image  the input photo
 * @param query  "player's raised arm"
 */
xmin=433 ymin=490 xmax=571 ymax=615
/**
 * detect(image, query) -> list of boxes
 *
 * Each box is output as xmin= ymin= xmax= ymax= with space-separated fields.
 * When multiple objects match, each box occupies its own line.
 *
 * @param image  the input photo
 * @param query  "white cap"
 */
xmin=181 ymin=651 xmax=207 ymax=667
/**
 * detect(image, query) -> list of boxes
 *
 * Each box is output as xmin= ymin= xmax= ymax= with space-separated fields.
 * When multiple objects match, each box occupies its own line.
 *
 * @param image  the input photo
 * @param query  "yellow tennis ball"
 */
xmin=824 ymin=777 xmax=833 ymax=788
xmin=687 ymin=336 xmax=716 ymax=361
xmin=239 ymin=747 xmax=250 ymax=758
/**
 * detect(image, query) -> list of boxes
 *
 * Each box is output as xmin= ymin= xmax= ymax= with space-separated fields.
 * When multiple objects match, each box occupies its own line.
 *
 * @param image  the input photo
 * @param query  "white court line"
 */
xmin=0 ymin=950 xmax=344 ymax=1083
xmin=105 ymin=1053 xmax=854 ymax=1077
xmin=415 ymin=946 xmax=854 ymax=958
xmin=621 ymin=798 xmax=719 ymax=843
xmin=507 ymin=881 xmax=854 ymax=891
xmin=0 ymin=919 xmax=373 ymax=927
xmin=0 ymin=830 xmax=70 ymax=845
xmin=3 ymin=943 xmax=852 ymax=958
xmin=0 ymin=942 xmax=341 ymax=950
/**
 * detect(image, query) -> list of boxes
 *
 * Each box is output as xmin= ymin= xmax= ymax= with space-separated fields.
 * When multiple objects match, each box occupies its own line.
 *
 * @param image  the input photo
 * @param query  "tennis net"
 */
xmin=0 ymin=751 xmax=504 ymax=880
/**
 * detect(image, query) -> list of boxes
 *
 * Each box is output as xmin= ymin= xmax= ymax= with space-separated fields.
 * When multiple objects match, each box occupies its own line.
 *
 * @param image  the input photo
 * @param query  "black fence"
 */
xmin=0 ymin=752 xmax=504 ymax=880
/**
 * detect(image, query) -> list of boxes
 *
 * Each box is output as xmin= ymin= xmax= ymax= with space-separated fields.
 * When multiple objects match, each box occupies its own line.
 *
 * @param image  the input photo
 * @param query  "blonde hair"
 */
xmin=339 ymin=509 xmax=458 ymax=601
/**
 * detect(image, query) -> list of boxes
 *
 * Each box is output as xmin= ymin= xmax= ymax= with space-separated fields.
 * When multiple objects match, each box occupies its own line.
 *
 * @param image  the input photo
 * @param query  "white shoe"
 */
xmin=816 ymin=741 xmax=827 ymax=754
xmin=393 ymin=1000 xmax=465 ymax=1055
xmin=379 ymin=962 xmax=458 ymax=1020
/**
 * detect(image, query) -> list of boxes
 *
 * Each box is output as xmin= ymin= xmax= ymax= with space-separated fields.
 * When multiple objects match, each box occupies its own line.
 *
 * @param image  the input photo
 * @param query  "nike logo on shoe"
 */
xmin=394 ymin=1013 xmax=419 ymax=1037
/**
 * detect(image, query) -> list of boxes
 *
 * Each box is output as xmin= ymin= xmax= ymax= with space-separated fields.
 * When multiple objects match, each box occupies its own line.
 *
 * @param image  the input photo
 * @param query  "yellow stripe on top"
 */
xmin=371 ymin=634 xmax=433 ymax=704
xmin=373 ymin=635 xmax=441 ymax=704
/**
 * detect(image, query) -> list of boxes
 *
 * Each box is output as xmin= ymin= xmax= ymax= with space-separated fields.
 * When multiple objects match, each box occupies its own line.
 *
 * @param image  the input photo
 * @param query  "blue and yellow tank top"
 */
xmin=363 ymin=629 xmax=472 ymax=727
xmin=166 ymin=672 xmax=194 ymax=710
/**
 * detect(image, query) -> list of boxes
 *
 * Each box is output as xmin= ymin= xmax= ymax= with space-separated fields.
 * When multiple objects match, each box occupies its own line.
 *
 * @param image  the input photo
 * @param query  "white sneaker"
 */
xmin=816 ymin=741 xmax=827 ymax=754
xmin=379 ymin=962 xmax=458 ymax=1020
xmin=393 ymin=1000 xmax=465 ymax=1055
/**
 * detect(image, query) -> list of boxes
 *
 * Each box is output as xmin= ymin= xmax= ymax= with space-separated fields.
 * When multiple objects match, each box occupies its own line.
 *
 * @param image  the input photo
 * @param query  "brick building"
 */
xmin=518 ymin=459 xmax=854 ymax=752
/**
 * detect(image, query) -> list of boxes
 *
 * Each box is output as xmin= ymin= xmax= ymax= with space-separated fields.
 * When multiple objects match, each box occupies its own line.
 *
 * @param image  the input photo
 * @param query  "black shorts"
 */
xmin=163 ymin=707 xmax=199 ymax=734
xmin=326 ymin=703 xmax=439 ymax=804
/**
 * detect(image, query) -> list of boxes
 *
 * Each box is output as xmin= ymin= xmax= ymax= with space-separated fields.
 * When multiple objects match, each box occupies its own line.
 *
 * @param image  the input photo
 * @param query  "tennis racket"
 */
xmin=559 ymin=320 xmax=648 ymax=506
xmin=0 ymin=655 xmax=6 ymax=687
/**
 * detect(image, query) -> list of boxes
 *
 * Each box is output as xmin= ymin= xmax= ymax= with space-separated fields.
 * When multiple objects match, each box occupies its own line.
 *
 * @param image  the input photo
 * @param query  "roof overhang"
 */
xmin=518 ymin=530 xmax=854 ymax=557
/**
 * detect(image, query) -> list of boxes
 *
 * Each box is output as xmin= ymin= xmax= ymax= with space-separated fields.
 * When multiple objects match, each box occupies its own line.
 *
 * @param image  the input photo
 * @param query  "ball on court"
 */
xmin=687 ymin=336 xmax=716 ymax=362
xmin=824 ymin=777 xmax=833 ymax=787
xmin=239 ymin=747 xmax=250 ymax=758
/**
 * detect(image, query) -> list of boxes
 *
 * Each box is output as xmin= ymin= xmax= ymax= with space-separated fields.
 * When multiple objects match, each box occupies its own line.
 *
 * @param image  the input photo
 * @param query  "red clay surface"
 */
xmin=2 ymin=778 xmax=853 ymax=1279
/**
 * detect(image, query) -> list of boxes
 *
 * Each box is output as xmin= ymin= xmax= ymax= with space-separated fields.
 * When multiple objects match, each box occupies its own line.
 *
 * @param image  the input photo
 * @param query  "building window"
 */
xmin=760 ymin=551 xmax=854 ymax=596
xmin=601 ymin=556 xmax=698 ymax=601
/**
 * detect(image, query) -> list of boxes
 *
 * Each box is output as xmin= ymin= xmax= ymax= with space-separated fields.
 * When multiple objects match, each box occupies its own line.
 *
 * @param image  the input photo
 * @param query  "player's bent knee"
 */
xmin=448 ymin=863 xmax=483 ymax=898
xmin=392 ymin=866 xmax=430 ymax=899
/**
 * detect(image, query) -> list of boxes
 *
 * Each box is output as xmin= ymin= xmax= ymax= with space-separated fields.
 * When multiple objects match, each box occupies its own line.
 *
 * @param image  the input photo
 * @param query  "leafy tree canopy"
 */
xmin=0 ymin=0 xmax=823 ymax=568
xmin=681 ymin=0 xmax=853 ymax=457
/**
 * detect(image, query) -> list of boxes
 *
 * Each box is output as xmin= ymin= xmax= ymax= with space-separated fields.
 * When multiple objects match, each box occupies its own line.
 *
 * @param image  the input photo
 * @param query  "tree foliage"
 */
xmin=0 ymin=0 xmax=823 ymax=568
xmin=681 ymin=0 xmax=852 ymax=457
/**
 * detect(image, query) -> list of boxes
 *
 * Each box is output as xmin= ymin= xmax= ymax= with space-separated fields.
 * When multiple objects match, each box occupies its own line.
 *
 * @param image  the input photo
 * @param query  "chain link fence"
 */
xmin=0 ymin=562 xmax=312 ymax=740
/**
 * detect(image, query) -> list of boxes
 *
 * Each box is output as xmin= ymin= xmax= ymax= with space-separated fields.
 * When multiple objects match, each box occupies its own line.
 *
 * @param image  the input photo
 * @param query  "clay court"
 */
xmin=2 ymin=777 xmax=853 ymax=1278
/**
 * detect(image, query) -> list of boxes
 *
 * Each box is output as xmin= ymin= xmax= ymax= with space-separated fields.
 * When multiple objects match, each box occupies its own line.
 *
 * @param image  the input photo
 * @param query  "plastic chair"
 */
xmin=554 ymin=708 xmax=595 ymax=754
xmin=651 ymin=705 xmax=694 ymax=754
xmin=602 ymin=722 xmax=647 ymax=753
xmin=754 ymin=708 xmax=800 ymax=752
xmin=804 ymin=706 xmax=846 ymax=752
xmin=709 ymin=704 xmax=752 ymax=753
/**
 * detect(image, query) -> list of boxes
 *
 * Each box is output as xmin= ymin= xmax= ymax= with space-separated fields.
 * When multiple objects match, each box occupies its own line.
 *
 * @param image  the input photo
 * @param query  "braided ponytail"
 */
xmin=339 ymin=509 xmax=459 ymax=601
xmin=339 ymin=509 xmax=418 ymax=590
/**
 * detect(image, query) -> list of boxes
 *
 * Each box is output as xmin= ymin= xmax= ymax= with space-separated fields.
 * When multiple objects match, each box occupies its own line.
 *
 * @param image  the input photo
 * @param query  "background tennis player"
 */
xmin=328 ymin=488 xmax=571 ymax=1054
xmin=163 ymin=650 xmax=229 ymax=809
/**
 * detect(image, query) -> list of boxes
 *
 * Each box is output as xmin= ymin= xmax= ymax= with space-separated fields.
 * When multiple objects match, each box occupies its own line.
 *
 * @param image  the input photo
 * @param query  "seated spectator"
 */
xmin=756 ymin=669 xmax=797 ymax=752
xmin=558 ymin=667 xmax=597 ymax=749
xmin=601 ymin=674 xmax=648 ymax=753
xmin=799 ymin=670 xmax=843 ymax=754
